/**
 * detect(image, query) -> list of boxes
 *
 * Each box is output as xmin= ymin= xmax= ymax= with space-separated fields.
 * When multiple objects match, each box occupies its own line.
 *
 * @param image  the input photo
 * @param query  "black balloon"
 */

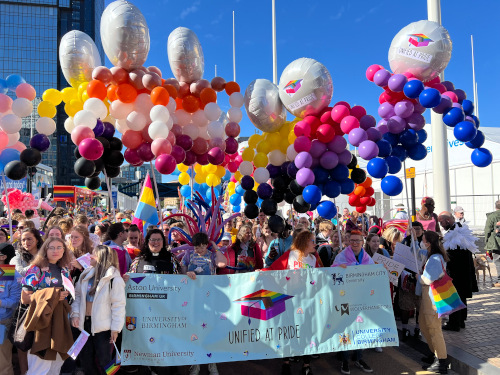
xmin=109 ymin=137 xmax=123 ymax=151
xmin=94 ymin=157 xmax=104 ymax=172
xmin=268 ymin=215 xmax=285 ymax=234
xmin=4 ymin=161 xmax=27 ymax=180
xmin=347 ymin=154 xmax=357 ymax=169
xmin=20 ymin=148 xmax=41 ymax=167
xmin=85 ymin=177 xmax=101 ymax=190
xmin=271 ymin=189 xmax=284 ymax=203
xmin=243 ymin=190 xmax=258 ymax=204
xmin=289 ymin=179 xmax=304 ymax=195
xmin=74 ymin=157 xmax=96 ymax=177
xmin=350 ymin=168 xmax=367 ymax=184
xmin=261 ymin=199 xmax=278 ymax=216
xmin=90 ymin=170 xmax=101 ymax=178
xmin=104 ymin=165 xmax=120 ymax=178
xmin=293 ymin=195 xmax=310 ymax=213
xmin=284 ymin=189 xmax=296 ymax=204
xmin=244 ymin=204 xmax=259 ymax=219
xmin=96 ymin=136 xmax=111 ymax=149
xmin=104 ymin=150 xmax=124 ymax=167
xmin=74 ymin=147 xmax=81 ymax=159
xmin=272 ymin=175 xmax=288 ymax=191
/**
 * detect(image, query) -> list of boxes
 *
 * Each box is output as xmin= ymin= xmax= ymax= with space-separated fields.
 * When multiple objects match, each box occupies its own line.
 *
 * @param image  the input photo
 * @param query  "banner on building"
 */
xmin=121 ymin=265 xmax=398 ymax=367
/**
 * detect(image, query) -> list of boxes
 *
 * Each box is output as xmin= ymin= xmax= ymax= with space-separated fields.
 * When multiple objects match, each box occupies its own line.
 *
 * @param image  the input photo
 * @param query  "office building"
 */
xmin=120 ymin=164 xmax=162 ymax=185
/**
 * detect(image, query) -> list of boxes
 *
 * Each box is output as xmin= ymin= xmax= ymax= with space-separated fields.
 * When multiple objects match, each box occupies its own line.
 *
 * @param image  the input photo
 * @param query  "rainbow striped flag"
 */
xmin=134 ymin=172 xmax=159 ymax=225
xmin=0 ymin=265 xmax=15 ymax=280
xmin=430 ymin=274 xmax=466 ymax=318
xmin=105 ymin=360 xmax=120 ymax=375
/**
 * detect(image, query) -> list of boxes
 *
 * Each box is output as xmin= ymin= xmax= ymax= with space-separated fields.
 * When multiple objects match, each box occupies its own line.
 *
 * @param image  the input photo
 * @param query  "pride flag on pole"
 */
xmin=134 ymin=172 xmax=159 ymax=226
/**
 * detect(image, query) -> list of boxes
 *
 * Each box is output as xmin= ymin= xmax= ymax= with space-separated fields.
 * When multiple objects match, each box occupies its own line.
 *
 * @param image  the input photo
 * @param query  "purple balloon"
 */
xmin=196 ymin=152 xmax=209 ymax=165
xmin=184 ymin=150 xmax=197 ymax=166
xmin=359 ymin=115 xmax=376 ymax=130
xmin=358 ymin=140 xmax=379 ymax=160
xmin=310 ymin=157 xmax=320 ymax=169
xmin=30 ymin=134 xmax=50 ymax=152
xmin=295 ymin=151 xmax=313 ymax=169
xmin=207 ymin=147 xmax=225 ymax=165
xmin=373 ymin=69 xmax=392 ymax=87
xmin=296 ymin=168 xmax=315 ymax=187
xmin=337 ymin=149 xmax=352 ymax=165
xmin=452 ymin=102 xmax=463 ymax=109
xmin=441 ymin=81 xmax=455 ymax=91
xmin=257 ymin=183 xmax=273 ymax=199
xmin=309 ymin=140 xmax=327 ymax=158
xmin=407 ymin=113 xmax=426 ymax=131
xmin=93 ymin=119 xmax=104 ymax=137
xmin=287 ymin=162 xmax=299 ymax=178
xmin=266 ymin=164 xmax=281 ymax=178
xmin=378 ymin=102 xmax=395 ymax=119
xmin=394 ymin=100 xmax=415 ymax=118
xmin=465 ymin=116 xmax=476 ymax=125
xmin=454 ymin=89 xmax=466 ymax=102
xmin=241 ymin=175 xmax=254 ymax=190
xmin=136 ymin=142 xmax=155 ymax=162
xmin=124 ymin=147 xmax=142 ymax=165
xmin=176 ymin=134 xmax=193 ymax=151
xmin=348 ymin=128 xmax=368 ymax=147
xmin=388 ymin=74 xmax=408 ymax=92
xmin=387 ymin=116 xmax=407 ymax=134
xmin=319 ymin=151 xmax=339 ymax=170
xmin=432 ymin=95 xmax=452 ymax=114
xmin=376 ymin=119 xmax=389 ymax=135
xmin=225 ymin=137 xmax=238 ymax=154
xmin=171 ymin=145 xmax=186 ymax=164
xmin=413 ymin=101 xmax=426 ymax=115
xmin=326 ymin=135 xmax=347 ymax=153
xmin=101 ymin=122 xmax=115 ymax=139
xmin=366 ymin=127 xmax=382 ymax=142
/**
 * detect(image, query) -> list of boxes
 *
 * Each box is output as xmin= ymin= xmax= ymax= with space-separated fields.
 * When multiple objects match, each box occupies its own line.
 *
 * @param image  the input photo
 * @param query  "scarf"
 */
xmin=332 ymin=246 xmax=374 ymax=267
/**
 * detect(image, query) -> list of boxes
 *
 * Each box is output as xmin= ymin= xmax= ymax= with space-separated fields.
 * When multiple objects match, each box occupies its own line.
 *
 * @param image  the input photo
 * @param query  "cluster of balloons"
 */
xmin=1 ymin=189 xmax=53 ymax=213
xmin=346 ymin=177 xmax=376 ymax=214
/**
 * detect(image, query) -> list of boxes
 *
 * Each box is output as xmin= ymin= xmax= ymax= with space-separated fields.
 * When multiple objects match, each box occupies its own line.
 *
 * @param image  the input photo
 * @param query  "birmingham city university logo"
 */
xmin=126 ymin=316 xmax=137 ymax=331
xmin=408 ymin=33 xmax=433 ymax=47
xmin=234 ymin=289 xmax=293 ymax=321
xmin=284 ymin=79 xmax=303 ymax=97
xmin=331 ymin=273 xmax=344 ymax=285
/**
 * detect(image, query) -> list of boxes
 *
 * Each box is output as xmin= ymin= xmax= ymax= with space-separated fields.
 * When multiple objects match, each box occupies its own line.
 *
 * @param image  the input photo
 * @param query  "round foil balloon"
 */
xmin=59 ymin=30 xmax=101 ymax=88
xmin=244 ymin=79 xmax=286 ymax=133
xmin=278 ymin=58 xmax=333 ymax=118
xmin=167 ymin=27 xmax=204 ymax=84
xmin=100 ymin=0 xmax=150 ymax=70
xmin=388 ymin=20 xmax=452 ymax=82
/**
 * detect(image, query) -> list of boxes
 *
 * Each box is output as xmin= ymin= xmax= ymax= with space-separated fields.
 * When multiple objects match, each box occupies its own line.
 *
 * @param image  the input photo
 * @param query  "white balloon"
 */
xmin=35 ymin=117 xmax=56 ymax=135
xmin=167 ymin=27 xmax=204 ymax=84
xmin=183 ymin=123 xmax=199 ymax=139
xmin=0 ymin=114 xmax=22 ymax=134
xmin=227 ymin=107 xmax=243 ymax=123
xmin=286 ymin=144 xmax=298 ymax=161
xmin=64 ymin=117 xmax=75 ymax=133
xmin=6 ymin=132 xmax=20 ymax=147
xmin=192 ymin=109 xmax=208 ymax=127
xmin=115 ymin=118 xmax=129 ymax=134
xmin=148 ymin=121 xmax=170 ymax=140
xmin=239 ymin=161 xmax=254 ymax=176
xmin=12 ymin=98 xmax=33 ymax=118
xmin=198 ymin=126 xmax=210 ymax=140
xmin=134 ymin=93 xmax=154 ymax=115
xmin=207 ymin=121 xmax=224 ymax=138
xmin=268 ymin=150 xmax=286 ymax=166
xmin=83 ymin=98 xmax=108 ymax=119
xmin=253 ymin=167 xmax=270 ymax=184
xmin=229 ymin=92 xmax=244 ymax=108
xmin=74 ymin=109 xmax=97 ymax=129
xmin=165 ymin=117 xmax=174 ymax=130
xmin=166 ymin=98 xmax=176 ymax=113
xmin=175 ymin=109 xmax=191 ymax=126
xmin=204 ymin=102 xmax=221 ymax=121
xmin=126 ymin=111 xmax=147 ymax=131
xmin=109 ymin=100 xmax=134 ymax=119
xmin=150 ymin=105 xmax=170 ymax=123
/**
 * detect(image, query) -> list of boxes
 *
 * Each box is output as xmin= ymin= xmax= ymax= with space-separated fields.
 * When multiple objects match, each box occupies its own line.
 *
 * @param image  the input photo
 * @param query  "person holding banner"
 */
xmin=220 ymin=225 xmax=263 ymax=274
xmin=182 ymin=232 xmax=227 ymax=278
xmin=71 ymin=245 xmax=126 ymax=375
xmin=332 ymin=230 xmax=374 ymax=374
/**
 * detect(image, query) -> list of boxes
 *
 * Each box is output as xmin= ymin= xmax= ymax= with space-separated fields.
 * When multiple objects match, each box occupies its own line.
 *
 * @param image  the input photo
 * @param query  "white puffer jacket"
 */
xmin=71 ymin=266 xmax=126 ymax=335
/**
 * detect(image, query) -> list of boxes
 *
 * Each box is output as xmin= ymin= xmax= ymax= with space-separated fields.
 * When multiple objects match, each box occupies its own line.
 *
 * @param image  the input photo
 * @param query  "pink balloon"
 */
xmin=167 ymin=131 xmax=176 ymax=145
xmin=0 ymin=94 xmax=13 ymax=112
xmin=340 ymin=116 xmax=360 ymax=134
xmin=151 ymin=139 xmax=172 ymax=157
xmin=365 ymin=64 xmax=383 ymax=81
xmin=331 ymin=105 xmax=350 ymax=123
xmin=71 ymin=125 xmax=95 ymax=145
xmin=350 ymin=106 xmax=367 ymax=120
xmin=294 ymin=136 xmax=312 ymax=153
xmin=442 ymin=91 xmax=458 ymax=103
xmin=124 ymin=147 xmax=142 ymax=165
xmin=293 ymin=120 xmax=311 ymax=137
xmin=15 ymin=83 xmax=36 ymax=101
xmin=11 ymin=141 xmax=26 ymax=152
xmin=0 ymin=131 xmax=8 ymax=151
xmin=79 ymin=138 xmax=104 ymax=160
xmin=155 ymin=154 xmax=176 ymax=174
xmin=207 ymin=147 xmax=225 ymax=165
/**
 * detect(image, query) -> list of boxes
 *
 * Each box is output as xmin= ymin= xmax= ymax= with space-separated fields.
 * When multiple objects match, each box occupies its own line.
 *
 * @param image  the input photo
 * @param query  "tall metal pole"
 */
xmin=428 ymin=0 xmax=451 ymax=213
xmin=215 ymin=64 xmax=217 ymax=77
xmin=471 ymin=35 xmax=478 ymax=112
xmin=148 ymin=162 xmax=162 ymax=223
xmin=232 ymin=11 xmax=236 ymax=82
xmin=272 ymin=0 xmax=278 ymax=85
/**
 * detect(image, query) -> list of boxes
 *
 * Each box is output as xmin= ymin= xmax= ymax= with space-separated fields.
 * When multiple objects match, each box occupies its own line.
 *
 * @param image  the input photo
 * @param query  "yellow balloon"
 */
xmin=241 ymin=148 xmax=254 ymax=162
xmin=206 ymin=174 xmax=220 ymax=187
xmin=228 ymin=181 xmax=236 ymax=191
xmin=234 ymin=171 xmax=242 ymax=181
xmin=253 ymin=152 xmax=268 ymax=168
xmin=193 ymin=163 xmax=203 ymax=173
xmin=248 ymin=134 xmax=262 ymax=149
xmin=178 ymin=164 xmax=189 ymax=172
xmin=280 ymin=123 xmax=291 ymax=138
xmin=37 ymin=101 xmax=57 ymax=118
xmin=61 ymin=87 xmax=77 ymax=103
xmin=195 ymin=173 xmax=206 ymax=184
xmin=279 ymin=139 xmax=290 ymax=154
xmin=256 ymin=140 xmax=271 ymax=154
xmin=81 ymin=90 xmax=90 ymax=102
xmin=204 ymin=164 xmax=217 ymax=174
xmin=215 ymin=165 xmax=226 ymax=178
xmin=253 ymin=183 xmax=259 ymax=192
xmin=42 ymin=89 xmax=63 ymax=106
xmin=178 ymin=172 xmax=190 ymax=185
xmin=267 ymin=132 xmax=281 ymax=148
xmin=288 ymin=130 xmax=297 ymax=145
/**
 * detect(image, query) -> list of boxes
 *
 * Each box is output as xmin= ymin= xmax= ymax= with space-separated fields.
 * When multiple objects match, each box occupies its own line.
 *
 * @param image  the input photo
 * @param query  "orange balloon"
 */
xmin=182 ymin=95 xmax=200 ymax=113
xmin=361 ymin=177 xmax=372 ymax=188
xmin=163 ymin=84 xmax=178 ymax=99
xmin=354 ymin=186 xmax=366 ymax=196
xmin=225 ymin=81 xmax=240 ymax=95
xmin=200 ymin=87 xmax=217 ymax=105
xmin=116 ymin=83 xmax=137 ymax=103
xmin=107 ymin=84 xmax=118 ymax=101
xmin=87 ymin=80 xmax=107 ymax=100
xmin=151 ymin=87 xmax=170 ymax=106
xmin=175 ymin=97 xmax=183 ymax=110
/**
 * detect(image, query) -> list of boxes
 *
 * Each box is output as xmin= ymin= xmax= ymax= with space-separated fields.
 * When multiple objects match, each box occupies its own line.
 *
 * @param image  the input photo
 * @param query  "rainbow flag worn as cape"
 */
xmin=134 ymin=172 xmax=159 ymax=226
xmin=0 ymin=265 xmax=15 ymax=280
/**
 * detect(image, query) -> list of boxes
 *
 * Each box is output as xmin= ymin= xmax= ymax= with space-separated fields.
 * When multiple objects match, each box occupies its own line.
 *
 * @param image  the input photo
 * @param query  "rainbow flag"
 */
xmin=134 ymin=172 xmax=159 ymax=225
xmin=105 ymin=359 xmax=120 ymax=375
xmin=430 ymin=274 xmax=466 ymax=318
xmin=0 ymin=265 xmax=15 ymax=280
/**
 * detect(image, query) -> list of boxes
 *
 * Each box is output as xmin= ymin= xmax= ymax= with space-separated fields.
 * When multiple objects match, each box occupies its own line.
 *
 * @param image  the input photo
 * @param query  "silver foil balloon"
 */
xmin=388 ymin=20 xmax=452 ymax=82
xmin=59 ymin=30 xmax=101 ymax=88
xmin=278 ymin=58 xmax=333 ymax=118
xmin=244 ymin=79 xmax=286 ymax=133
xmin=167 ymin=27 xmax=204 ymax=84
xmin=100 ymin=0 xmax=150 ymax=70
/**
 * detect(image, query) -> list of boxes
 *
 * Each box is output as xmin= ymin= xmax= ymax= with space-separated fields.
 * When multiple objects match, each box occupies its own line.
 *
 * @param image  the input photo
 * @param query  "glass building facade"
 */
xmin=120 ymin=164 xmax=162 ymax=185
xmin=0 ymin=0 xmax=104 ymax=185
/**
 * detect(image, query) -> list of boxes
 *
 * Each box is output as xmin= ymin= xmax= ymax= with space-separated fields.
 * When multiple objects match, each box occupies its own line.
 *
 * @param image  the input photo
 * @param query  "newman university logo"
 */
xmin=234 ymin=289 xmax=294 ymax=322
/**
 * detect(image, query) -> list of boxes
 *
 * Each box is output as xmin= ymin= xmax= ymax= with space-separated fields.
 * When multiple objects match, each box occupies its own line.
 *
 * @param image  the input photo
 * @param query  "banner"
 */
xmin=121 ymin=265 xmax=398 ymax=367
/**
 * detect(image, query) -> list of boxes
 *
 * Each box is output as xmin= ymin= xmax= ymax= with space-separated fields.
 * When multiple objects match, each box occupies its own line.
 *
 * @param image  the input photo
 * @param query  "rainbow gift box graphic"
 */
xmin=284 ymin=79 xmax=303 ymax=97
xmin=408 ymin=33 xmax=433 ymax=47
xmin=234 ymin=289 xmax=294 ymax=321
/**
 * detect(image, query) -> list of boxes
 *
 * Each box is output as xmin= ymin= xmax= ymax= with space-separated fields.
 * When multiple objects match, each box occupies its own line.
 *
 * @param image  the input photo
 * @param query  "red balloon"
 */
xmin=192 ymin=137 xmax=209 ymax=154
xmin=225 ymin=137 xmax=239 ymax=155
xmin=359 ymin=196 xmax=371 ymax=206
xmin=184 ymin=150 xmax=197 ymax=166
xmin=141 ymin=125 xmax=153 ymax=143
xmin=171 ymin=145 xmax=186 ymax=164
xmin=356 ymin=205 xmax=367 ymax=213
xmin=367 ymin=197 xmax=376 ymax=207
xmin=155 ymin=154 xmax=176 ymax=174
xmin=350 ymin=106 xmax=367 ymax=120
xmin=348 ymin=194 xmax=361 ymax=206
xmin=316 ymin=124 xmax=336 ymax=143
xmin=303 ymin=116 xmax=321 ymax=135
xmin=365 ymin=187 xmax=375 ymax=196
xmin=136 ymin=142 xmax=155 ymax=162
xmin=122 ymin=130 xmax=143 ymax=149
xmin=207 ymin=147 xmax=225 ymax=165
xmin=225 ymin=122 xmax=240 ymax=137
xmin=196 ymin=152 xmax=209 ymax=165
xmin=227 ymin=161 xmax=239 ymax=173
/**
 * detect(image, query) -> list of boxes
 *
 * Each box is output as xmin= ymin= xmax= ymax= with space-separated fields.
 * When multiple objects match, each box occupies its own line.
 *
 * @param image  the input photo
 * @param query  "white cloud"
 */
xmin=180 ymin=1 xmax=201 ymax=19
xmin=331 ymin=5 xmax=345 ymax=21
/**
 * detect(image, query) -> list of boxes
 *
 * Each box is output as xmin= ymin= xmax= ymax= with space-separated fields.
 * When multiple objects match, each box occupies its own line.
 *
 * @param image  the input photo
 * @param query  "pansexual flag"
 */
xmin=134 ymin=172 xmax=159 ymax=225
xmin=0 ymin=265 xmax=15 ymax=281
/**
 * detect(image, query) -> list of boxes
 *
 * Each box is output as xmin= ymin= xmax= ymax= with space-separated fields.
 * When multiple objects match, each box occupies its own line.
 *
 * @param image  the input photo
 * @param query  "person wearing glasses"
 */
xmin=102 ymin=223 xmax=131 ymax=277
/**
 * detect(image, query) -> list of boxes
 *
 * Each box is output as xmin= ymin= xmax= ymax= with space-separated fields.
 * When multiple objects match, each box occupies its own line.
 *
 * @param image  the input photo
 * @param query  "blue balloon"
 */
xmin=0 ymin=149 xmax=20 ymax=170
xmin=376 ymin=139 xmax=392 ymax=157
xmin=229 ymin=194 xmax=242 ymax=205
xmin=454 ymin=121 xmax=477 ymax=142
xmin=316 ymin=201 xmax=337 ymax=220
xmin=329 ymin=164 xmax=349 ymax=181
xmin=462 ymin=99 xmax=474 ymax=116
xmin=465 ymin=130 xmax=485 ymax=149
xmin=470 ymin=115 xmax=480 ymax=128
xmin=383 ymin=132 xmax=400 ymax=147
xmin=180 ymin=185 xmax=192 ymax=198
xmin=324 ymin=180 xmax=341 ymax=198
xmin=313 ymin=167 xmax=329 ymax=184
xmin=471 ymin=148 xmax=492 ymax=167
xmin=302 ymin=185 xmax=322 ymax=206
xmin=367 ymin=158 xmax=388 ymax=178
xmin=0 ymin=79 xmax=8 ymax=94
xmin=340 ymin=179 xmax=355 ymax=195
xmin=381 ymin=176 xmax=403 ymax=196
xmin=223 ymin=170 xmax=232 ymax=181
xmin=399 ymin=129 xmax=419 ymax=148
xmin=391 ymin=145 xmax=407 ymax=162
xmin=442 ymin=107 xmax=464 ymax=127
xmin=416 ymin=129 xmax=427 ymax=143
xmin=407 ymin=143 xmax=427 ymax=161
xmin=385 ymin=156 xmax=402 ymax=174
xmin=232 ymin=205 xmax=241 ymax=212
xmin=419 ymin=88 xmax=442 ymax=108
xmin=257 ymin=198 xmax=263 ymax=206
xmin=309 ymin=201 xmax=319 ymax=211
xmin=235 ymin=184 xmax=245 ymax=195
xmin=6 ymin=74 xmax=25 ymax=91
xmin=403 ymin=79 xmax=424 ymax=99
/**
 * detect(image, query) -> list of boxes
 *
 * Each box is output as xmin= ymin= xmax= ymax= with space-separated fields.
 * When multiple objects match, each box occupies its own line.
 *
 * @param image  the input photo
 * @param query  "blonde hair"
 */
xmin=88 ymin=245 xmax=119 ymax=296
xmin=68 ymin=225 xmax=94 ymax=258
xmin=59 ymin=219 xmax=74 ymax=235
xmin=319 ymin=221 xmax=334 ymax=232
xmin=32 ymin=237 xmax=72 ymax=269
xmin=382 ymin=227 xmax=403 ymax=245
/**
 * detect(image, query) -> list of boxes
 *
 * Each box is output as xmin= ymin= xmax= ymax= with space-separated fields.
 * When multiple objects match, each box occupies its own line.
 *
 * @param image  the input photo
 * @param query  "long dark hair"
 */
xmin=20 ymin=228 xmax=43 ymax=264
xmin=140 ymin=229 xmax=170 ymax=261
xmin=423 ymin=231 xmax=449 ymax=262
xmin=364 ymin=233 xmax=380 ymax=257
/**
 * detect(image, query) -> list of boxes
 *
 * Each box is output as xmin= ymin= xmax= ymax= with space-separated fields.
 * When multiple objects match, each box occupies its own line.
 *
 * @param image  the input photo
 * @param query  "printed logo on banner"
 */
xmin=284 ymin=79 xmax=303 ymax=97
xmin=131 ymin=277 xmax=146 ymax=284
xmin=233 ymin=289 xmax=294 ymax=321
xmin=408 ymin=33 xmax=433 ymax=47
xmin=331 ymin=273 xmax=344 ymax=285
xmin=334 ymin=303 xmax=350 ymax=316
xmin=126 ymin=317 xmax=137 ymax=331
xmin=339 ymin=333 xmax=351 ymax=345
xmin=124 ymin=349 xmax=131 ymax=359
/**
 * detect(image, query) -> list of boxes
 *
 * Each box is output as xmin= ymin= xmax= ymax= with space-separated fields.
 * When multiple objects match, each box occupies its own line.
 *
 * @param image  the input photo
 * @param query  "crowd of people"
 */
xmin=0 ymin=196 xmax=498 ymax=375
